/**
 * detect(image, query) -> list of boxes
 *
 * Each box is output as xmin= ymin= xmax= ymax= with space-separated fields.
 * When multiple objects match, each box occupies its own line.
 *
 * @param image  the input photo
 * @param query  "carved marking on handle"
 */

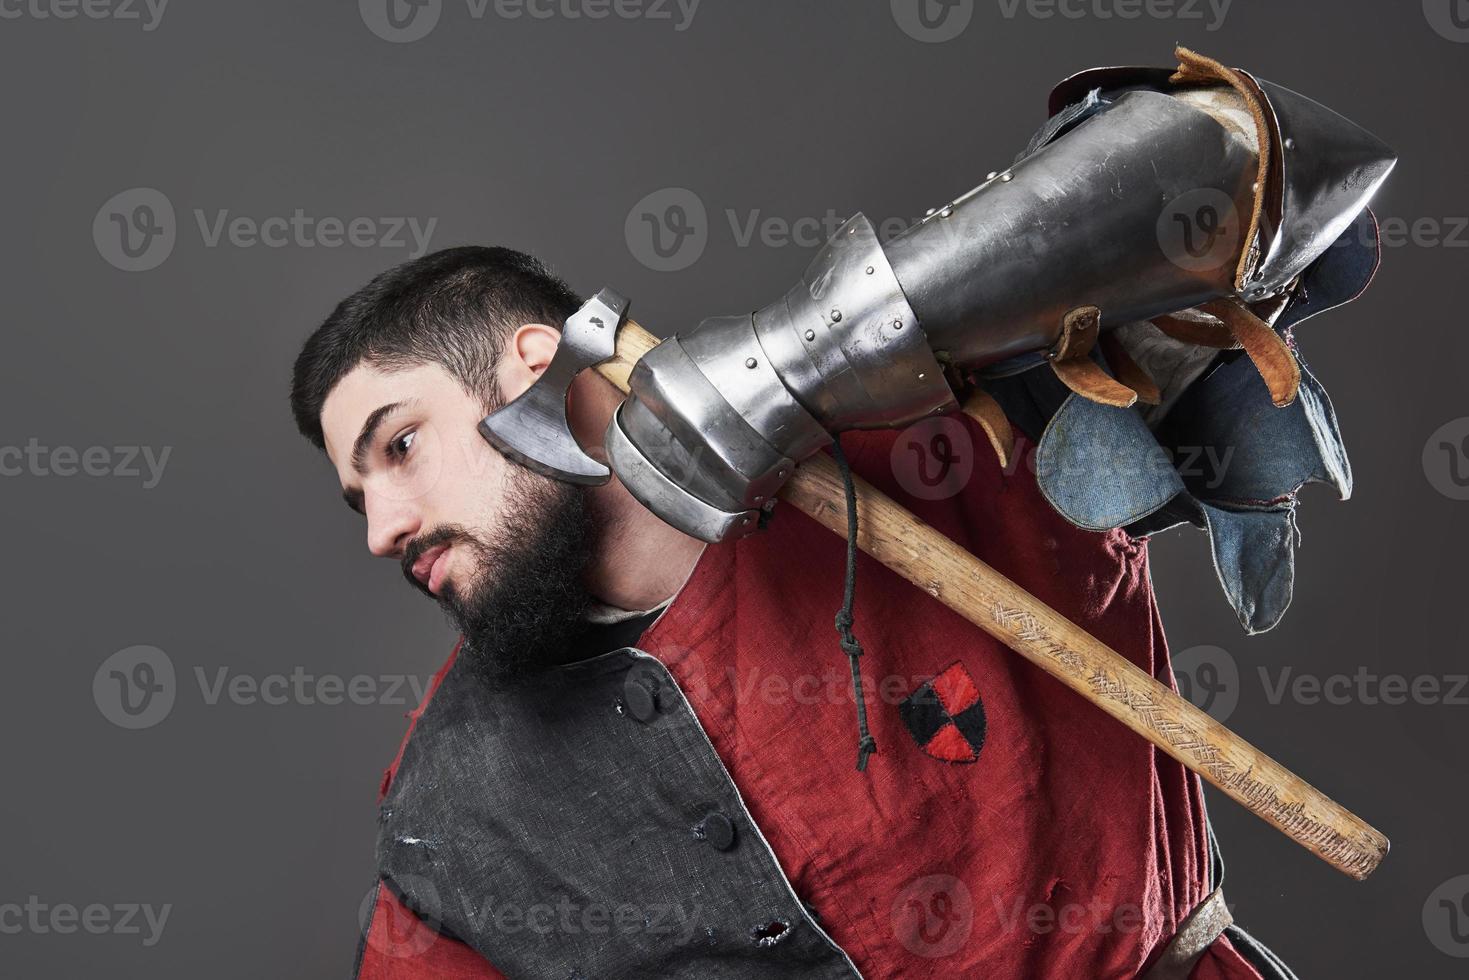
xmin=989 ymin=603 xmax=1379 ymax=878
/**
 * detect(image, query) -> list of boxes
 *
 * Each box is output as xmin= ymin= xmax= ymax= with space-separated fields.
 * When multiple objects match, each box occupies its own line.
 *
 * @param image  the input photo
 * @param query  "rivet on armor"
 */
xmin=804 ymin=329 xmax=816 ymax=341
xmin=830 ymin=309 xmax=842 ymax=322
xmin=744 ymin=357 xmax=758 ymax=369
xmin=986 ymin=171 xmax=999 ymax=180
xmin=940 ymin=206 xmax=953 ymax=218
xmin=1000 ymin=172 xmax=1014 ymax=182
xmin=866 ymin=265 xmax=875 ymax=275
xmin=892 ymin=319 xmax=903 ymax=330
xmin=1284 ymin=137 xmax=1296 ymax=150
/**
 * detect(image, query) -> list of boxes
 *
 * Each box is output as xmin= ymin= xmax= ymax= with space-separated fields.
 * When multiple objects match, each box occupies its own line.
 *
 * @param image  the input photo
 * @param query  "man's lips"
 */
xmin=411 ymin=543 xmax=452 ymax=596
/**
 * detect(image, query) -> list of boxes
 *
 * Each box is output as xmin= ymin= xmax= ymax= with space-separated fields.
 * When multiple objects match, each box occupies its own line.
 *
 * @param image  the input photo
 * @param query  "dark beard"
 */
xmin=404 ymin=473 xmax=597 ymax=685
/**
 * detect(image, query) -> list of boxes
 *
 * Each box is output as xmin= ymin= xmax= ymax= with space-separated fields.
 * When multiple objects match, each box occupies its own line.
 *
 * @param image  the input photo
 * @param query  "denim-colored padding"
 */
xmin=1274 ymin=208 xmax=1382 ymax=333
xmin=1036 ymin=391 xmax=1185 ymax=532
xmin=1199 ymin=503 xmax=1299 ymax=634
xmin=1158 ymin=353 xmax=1350 ymax=506
xmin=964 ymin=114 xmax=1378 ymax=636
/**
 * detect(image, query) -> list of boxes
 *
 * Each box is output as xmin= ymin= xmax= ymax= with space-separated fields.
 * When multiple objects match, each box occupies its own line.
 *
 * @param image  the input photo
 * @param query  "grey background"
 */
xmin=1 ymin=1 xmax=1465 ymax=976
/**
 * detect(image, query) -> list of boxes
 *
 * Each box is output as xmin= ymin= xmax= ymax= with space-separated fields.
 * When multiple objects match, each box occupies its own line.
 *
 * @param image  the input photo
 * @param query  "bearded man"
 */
xmin=290 ymin=49 xmax=1391 ymax=979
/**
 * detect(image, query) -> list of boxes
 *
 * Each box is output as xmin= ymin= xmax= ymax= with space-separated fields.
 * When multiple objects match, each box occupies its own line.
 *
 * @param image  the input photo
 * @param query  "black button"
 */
xmin=697 ymin=811 xmax=736 ymax=851
xmin=623 ymin=673 xmax=660 ymax=723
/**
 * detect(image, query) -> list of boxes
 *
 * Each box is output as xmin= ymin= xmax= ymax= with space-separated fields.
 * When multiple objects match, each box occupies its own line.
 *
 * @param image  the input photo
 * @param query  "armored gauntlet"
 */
xmin=606 ymin=49 xmax=1394 ymax=543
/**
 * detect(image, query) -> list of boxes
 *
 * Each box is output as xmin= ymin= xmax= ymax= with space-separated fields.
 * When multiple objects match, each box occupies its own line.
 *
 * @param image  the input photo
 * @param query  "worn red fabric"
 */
xmin=359 ymin=416 xmax=1266 ymax=979
xmin=357 ymin=883 xmax=509 ymax=980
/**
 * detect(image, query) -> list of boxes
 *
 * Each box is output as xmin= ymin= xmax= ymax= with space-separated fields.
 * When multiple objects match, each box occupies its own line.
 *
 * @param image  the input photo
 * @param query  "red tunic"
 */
xmin=358 ymin=417 xmax=1266 ymax=979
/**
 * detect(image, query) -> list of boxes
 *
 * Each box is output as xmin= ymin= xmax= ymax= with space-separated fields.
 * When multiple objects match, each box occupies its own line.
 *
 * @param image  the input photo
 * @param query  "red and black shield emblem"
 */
xmin=899 ymin=661 xmax=987 ymax=764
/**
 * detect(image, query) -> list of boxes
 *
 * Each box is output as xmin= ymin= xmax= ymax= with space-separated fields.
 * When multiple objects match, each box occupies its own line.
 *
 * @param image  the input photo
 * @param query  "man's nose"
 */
xmin=365 ymin=494 xmax=421 ymax=558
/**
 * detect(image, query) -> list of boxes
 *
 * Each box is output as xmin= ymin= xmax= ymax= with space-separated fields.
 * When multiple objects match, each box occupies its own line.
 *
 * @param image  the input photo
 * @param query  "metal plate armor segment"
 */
xmin=1041 ymin=64 xmax=1396 ymax=306
xmin=605 ymin=401 xmax=760 ymax=542
xmin=1241 ymin=77 xmax=1396 ymax=300
xmin=752 ymin=214 xmax=957 ymax=432
xmin=883 ymin=90 xmax=1258 ymax=368
xmin=624 ymin=335 xmax=798 ymax=512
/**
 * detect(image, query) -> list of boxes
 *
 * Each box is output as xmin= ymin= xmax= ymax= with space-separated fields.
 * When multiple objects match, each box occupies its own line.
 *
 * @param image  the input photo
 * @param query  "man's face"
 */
xmin=319 ymin=359 xmax=595 ymax=679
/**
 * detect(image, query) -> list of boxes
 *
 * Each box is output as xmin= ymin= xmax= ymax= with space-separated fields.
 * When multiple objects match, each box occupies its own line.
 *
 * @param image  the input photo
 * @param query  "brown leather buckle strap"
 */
xmin=1048 ymin=305 xmax=1148 ymax=408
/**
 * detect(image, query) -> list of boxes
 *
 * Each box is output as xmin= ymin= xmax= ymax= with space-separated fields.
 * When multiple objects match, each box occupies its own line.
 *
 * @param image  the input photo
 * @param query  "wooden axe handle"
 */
xmin=598 ymin=321 xmax=1388 ymax=880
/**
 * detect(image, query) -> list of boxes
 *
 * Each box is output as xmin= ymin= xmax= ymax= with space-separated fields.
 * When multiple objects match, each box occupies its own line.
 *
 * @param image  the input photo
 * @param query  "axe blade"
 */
xmin=477 ymin=287 xmax=629 ymax=486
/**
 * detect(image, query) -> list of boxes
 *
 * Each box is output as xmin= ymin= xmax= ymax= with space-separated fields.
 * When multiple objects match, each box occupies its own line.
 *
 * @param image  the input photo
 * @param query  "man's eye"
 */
xmin=387 ymin=430 xmax=416 ymax=461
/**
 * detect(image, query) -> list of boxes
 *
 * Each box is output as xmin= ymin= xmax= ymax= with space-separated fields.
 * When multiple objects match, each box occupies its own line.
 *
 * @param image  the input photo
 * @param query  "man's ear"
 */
xmin=497 ymin=322 xmax=562 ymax=403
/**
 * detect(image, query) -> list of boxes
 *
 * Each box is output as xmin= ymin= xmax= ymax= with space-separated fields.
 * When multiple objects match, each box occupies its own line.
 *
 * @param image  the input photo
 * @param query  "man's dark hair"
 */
xmin=290 ymin=246 xmax=581 ymax=449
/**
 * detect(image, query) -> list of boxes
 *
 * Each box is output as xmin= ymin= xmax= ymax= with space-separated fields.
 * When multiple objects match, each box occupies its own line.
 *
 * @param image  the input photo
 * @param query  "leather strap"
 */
xmin=1049 ymin=305 xmax=1142 ymax=408
xmin=1140 ymin=887 xmax=1233 ymax=980
xmin=1169 ymin=46 xmax=1273 ymax=292
xmin=1099 ymin=331 xmax=1162 ymax=406
xmin=1197 ymin=297 xmax=1301 ymax=407
xmin=961 ymin=387 xmax=1015 ymax=469
xmin=1149 ymin=297 xmax=1302 ymax=408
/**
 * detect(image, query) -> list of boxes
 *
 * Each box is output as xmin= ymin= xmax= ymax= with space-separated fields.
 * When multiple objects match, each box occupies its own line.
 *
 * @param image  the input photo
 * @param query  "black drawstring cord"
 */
xmin=830 ymin=436 xmax=877 ymax=772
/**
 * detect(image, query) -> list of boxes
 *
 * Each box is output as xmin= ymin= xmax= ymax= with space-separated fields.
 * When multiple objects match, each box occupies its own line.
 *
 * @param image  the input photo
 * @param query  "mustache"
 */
xmin=401 ymin=525 xmax=476 ymax=598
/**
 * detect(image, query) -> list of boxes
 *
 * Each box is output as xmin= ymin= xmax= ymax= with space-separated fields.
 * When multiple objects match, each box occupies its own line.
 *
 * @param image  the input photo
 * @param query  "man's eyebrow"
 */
xmin=350 ymin=401 xmax=405 ymax=475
